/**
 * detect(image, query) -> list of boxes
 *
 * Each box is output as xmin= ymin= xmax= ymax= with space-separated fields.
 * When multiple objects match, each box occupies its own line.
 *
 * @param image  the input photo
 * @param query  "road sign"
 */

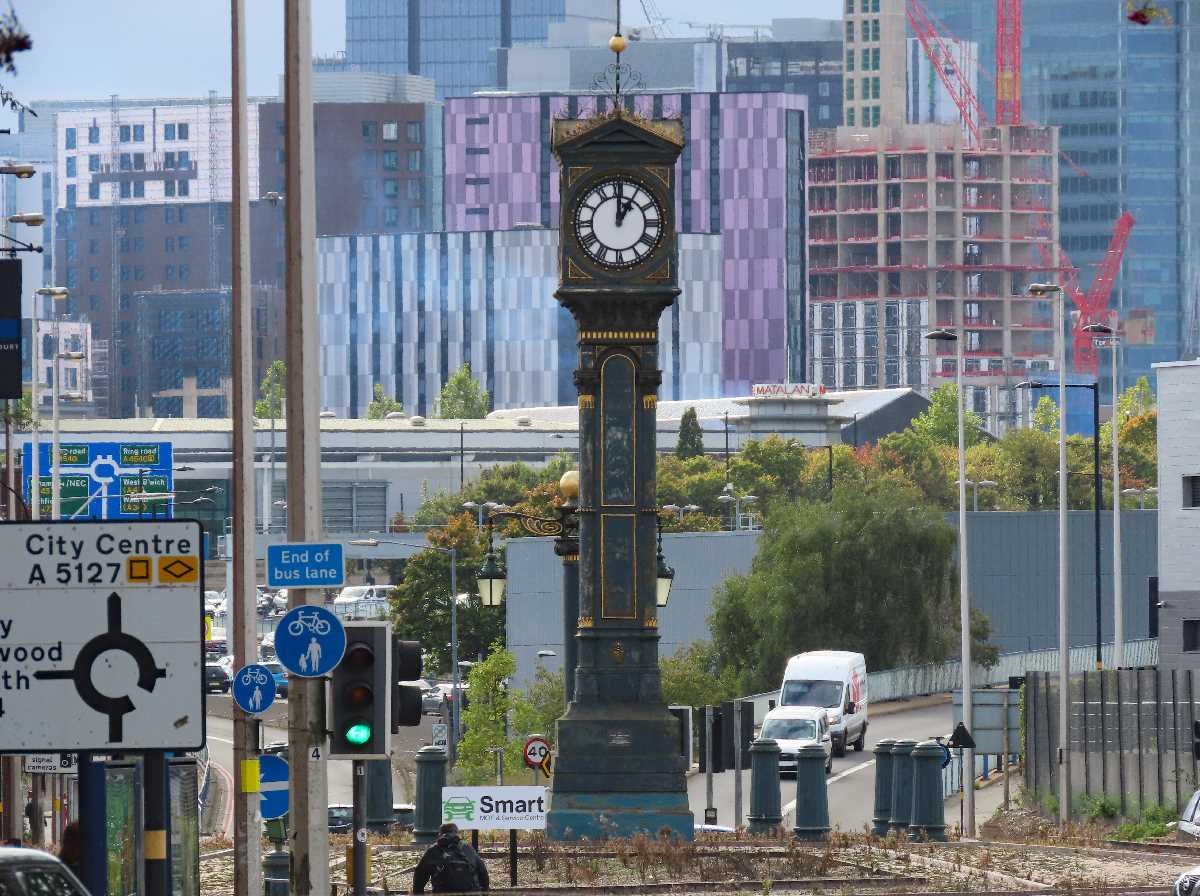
xmin=431 ymin=723 xmax=448 ymax=750
xmin=440 ymin=786 xmax=547 ymax=830
xmin=0 ymin=520 xmax=203 ymax=752
xmin=22 ymin=441 xmax=174 ymax=521
xmin=232 ymin=663 xmax=277 ymax=715
xmin=259 ymin=754 xmax=289 ymax=820
xmin=523 ymin=735 xmax=551 ymax=775
xmin=266 ymin=542 xmax=345 ymax=588
xmin=274 ymin=605 xmax=345 ymax=677
xmin=24 ymin=754 xmax=77 ymax=775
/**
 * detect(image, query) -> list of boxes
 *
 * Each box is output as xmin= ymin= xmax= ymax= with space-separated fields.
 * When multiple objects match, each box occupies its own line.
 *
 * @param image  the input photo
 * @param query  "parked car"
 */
xmin=262 ymin=661 xmax=289 ymax=698
xmin=1178 ymin=790 xmax=1200 ymax=841
xmin=262 ymin=741 xmax=288 ymax=760
xmin=392 ymin=803 xmax=416 ymax=831
xmin=327 ymin=805 xmax=353 ymax=833
xmin=759 ymin=706 xmax=833 ymax=776
xmin=1175 ymin=865 xmax=1200 ymax=896
xmin=422 ymin=688 xmax=446 ymax=716
xmin=333 ymin=586 xmax=392 ymax=619
xmin=778 ymin=650 xmax=868 ymax=757
xmin=204 ymin=663 xmax=231 ymax=694
xmin=0 ymin=847 xmax=89 ymax=895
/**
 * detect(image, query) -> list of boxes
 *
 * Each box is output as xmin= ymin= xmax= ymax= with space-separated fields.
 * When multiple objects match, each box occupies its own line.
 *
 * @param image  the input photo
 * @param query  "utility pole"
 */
xmin=284 ymin=0 xmax=328 ymax=892
xmin=230 ymin=0 xmax=263 ymax=892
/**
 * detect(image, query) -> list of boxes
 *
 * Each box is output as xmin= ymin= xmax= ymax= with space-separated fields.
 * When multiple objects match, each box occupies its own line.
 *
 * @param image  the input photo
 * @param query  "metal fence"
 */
xmin=1025 ymin=668 xmax=1198 ymax=816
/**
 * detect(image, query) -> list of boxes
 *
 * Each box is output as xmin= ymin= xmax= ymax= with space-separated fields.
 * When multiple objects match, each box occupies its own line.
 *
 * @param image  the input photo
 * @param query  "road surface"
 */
xmin=688 ymin=700 xmax=954 ymax=831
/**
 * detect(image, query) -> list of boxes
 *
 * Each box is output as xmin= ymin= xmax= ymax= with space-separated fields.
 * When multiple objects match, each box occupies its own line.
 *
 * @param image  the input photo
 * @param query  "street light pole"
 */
xmin=1085 ymin=324 xmax=1123 ymax=668
xmin=1090 ymin=383 xmax=1102 ymax=670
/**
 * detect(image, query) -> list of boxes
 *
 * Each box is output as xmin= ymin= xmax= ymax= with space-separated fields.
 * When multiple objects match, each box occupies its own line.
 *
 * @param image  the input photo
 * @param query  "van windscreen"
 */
xmin=780 ymin=679 xmax=842 ymax=708
xmin=761 ymin=718 xmax=817 ymax=741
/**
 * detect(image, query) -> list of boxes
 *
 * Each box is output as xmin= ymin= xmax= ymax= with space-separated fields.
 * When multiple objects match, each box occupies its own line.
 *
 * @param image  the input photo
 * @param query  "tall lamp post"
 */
xmin=717 ymin=483 xmax=757 ymax=531
xmin=1123 ymin=486 xmax=1156 ymax=510
xmin=924 ymin=325 xmax=974 ymax=837
xmin=958 ymin=478 xmax=998 ymax=512
xmin=1084 ymin=322 xmax=1122 ymax=667
xmin=35 ymin=287 xmax=69 ymax=520
xmin=1028 ymin=281 xmax=1069 ymax=825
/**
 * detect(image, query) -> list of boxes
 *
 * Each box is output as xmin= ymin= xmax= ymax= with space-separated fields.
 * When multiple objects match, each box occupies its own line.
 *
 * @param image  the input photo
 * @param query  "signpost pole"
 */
xmin=733 ymin=700 xmax=743 ymax=830
xmin=3 ymin=384 xmax=29 ymax=844
xmin=705 ymin=706 xmax=714 ymax=823
xmin=77 ymin=753 xmax=105 ymax=896
xmin=144 ymin=750 xmax=169 ymax=896
xmin=352 ymin=761 xmax=366 ymax=896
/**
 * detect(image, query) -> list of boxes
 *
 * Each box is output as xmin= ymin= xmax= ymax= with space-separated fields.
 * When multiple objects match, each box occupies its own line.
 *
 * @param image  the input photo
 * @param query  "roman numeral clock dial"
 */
xmin=573 ymin=176 xmax=663 ymax=270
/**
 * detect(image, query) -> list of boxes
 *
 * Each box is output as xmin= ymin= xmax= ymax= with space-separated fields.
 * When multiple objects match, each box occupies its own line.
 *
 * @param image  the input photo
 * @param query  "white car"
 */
xmin=760 ymin=706 xmax=833 ymax=776
xmin=333 ymin=585 xmax=392 ymax=619
xmin=1175 ymin=865 xmax=1200 ymax=896
xmin=779 ymin=650 xmax=869 ymax=757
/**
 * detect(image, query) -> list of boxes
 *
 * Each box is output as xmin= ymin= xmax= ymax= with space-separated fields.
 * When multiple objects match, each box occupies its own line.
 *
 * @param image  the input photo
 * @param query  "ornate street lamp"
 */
xmin=655 ymin=514 xmax=674 ymax=607
xmin=476 ymin=531 xmax=507 ymax=608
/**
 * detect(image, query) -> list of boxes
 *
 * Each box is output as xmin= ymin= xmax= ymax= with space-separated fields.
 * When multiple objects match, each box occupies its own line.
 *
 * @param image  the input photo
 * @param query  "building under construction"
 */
xmin=808 ymin=0 xmax=1064 ymax=433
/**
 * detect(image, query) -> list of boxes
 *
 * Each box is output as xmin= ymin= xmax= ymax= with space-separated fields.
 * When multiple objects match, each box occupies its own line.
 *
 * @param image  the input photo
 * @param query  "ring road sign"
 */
xmin=232 ymin=663 xmax=277 ymax=715
xmin=266 ymin=542 xmax=345 ymax=589
xmin=274 ymin=605 xmax=345 ymax=678
xmin=258 ymin=754 xmax=289 ymax=820
xmin=523 ymin=735 xmax=551 ymax=772
xmin=0 ymin=520 xmax=203 ymax=752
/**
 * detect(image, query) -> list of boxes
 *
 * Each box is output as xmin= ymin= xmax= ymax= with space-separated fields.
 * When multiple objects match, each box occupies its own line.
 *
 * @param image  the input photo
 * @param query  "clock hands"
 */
xmin=615 ymin=182 xmax=635 ymax=226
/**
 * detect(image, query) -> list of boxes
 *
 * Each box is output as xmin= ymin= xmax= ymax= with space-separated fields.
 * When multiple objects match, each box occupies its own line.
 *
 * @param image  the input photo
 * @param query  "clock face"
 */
xmin=572 ymin=176 xmax=664 ymax=270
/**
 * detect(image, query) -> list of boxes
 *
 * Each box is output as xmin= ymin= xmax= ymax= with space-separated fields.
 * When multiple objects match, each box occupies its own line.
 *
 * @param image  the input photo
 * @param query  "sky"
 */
xmin=3 ymin=0 xmax=842 ymax=114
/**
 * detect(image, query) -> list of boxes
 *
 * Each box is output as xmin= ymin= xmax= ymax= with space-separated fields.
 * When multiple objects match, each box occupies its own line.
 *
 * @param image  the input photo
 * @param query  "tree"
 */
xmin=659 ymin=642 xmax=737 ymax=708
xmin=365 ymin=383 xmax=403 ymax=419
xmin=911 ymin=383 xmax=987 ymax=448
xmin=1031 ymin=395 xmax=1059 ymax=436
xmin=514 ymin=666 xmax=566 ymax=744
xmin=388 ymin=515 xmax=502 ymax=675
xmin=255 ymin=360 xmax=286 ymax=418
xmin=437 ymin=363 xmax=490 ymax=419
xmin=675 ymin=407 xmax=705 ymax=459
xmin=455 ymin=645 xmax=530 ymax=784
xmin=710 ymin=484 xmax=957 ymax=694
xmin=1 ymin=392 xmax=33 ymax=431
xmin=970 ymin=609 xmax=1000 ymax=671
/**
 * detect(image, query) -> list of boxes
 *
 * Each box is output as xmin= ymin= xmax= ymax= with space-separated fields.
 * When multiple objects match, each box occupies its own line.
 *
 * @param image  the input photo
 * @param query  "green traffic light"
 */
xmin=345 ymin=722 xmax=372 ymax=746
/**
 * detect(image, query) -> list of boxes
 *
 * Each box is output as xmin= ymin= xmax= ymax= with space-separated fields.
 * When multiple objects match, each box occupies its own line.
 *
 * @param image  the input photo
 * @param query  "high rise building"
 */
xmin=341 ymin=0 xmax=613 ymax=98
xmin=921 ymin=0 xmax=1199 ymax=392
xmin=841 ymin=0 xmax=907 ymax=128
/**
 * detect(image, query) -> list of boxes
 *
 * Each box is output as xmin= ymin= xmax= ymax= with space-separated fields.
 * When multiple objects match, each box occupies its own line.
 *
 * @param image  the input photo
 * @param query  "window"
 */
xmin=133 ymin=124 xmax=144 ymax=142
xmin=165 ymin=237 xmax=175 ymax=253
xmin=382 ymin=122 xmax=399 ymax=141
xmin=88 ymin=239 xmax=99 ymax=254
xmin=1186 ymin=476 xmax=1200 ymax=508
xmin=383 ymin=179 xmax=399 ymax=198
xmin=178 ymin=235 xmax=190 ymax=250
xmin=178 ymin=123 xmax=189 ymax=140
xmin=164 ymin=123 xmax=176 ymax=140
xmin=819 ymin=104 xmax=830 ymax=120
xmin=384 ymin=207 xmax=398 ymax=227
xmin=407 ymin=149 xmax=422 ymax=172
xmin=88 ymin=154 xmax=100 ymax=173
xmin=133 ymin=152 xmax=145 ymax=170
xmin=819 ymin=81 xmax=830 ymax=97
xmin=1185 ymin=621 xmax=1200 ymax=653
xmin=88 ymin=267 xmax=99 ymax=283
xmin=845 ymin=21 xmax=855 ymax=42
xmin=383 ymin=150 xmax=398 ymax=170
xmin=846 ymin=80 xmax=856 ymax=100
xmin=179 ymin=263 xmax=190 ymax=281
xmin=406 ymin=121 xmax=422 ymax=143
xmin=846 ymin=49 xmax=854 ymax=72
xmin=119 ymin=153 xmax=131 ymax=171
xmin=406 ymin=178 xmax=422 ymax=200
xmin=65 ymin=156 xmax=77 ymax=178
xmin=133 ymin=181 xmax=144 ymax=198
xmin=64 ymin=128 xmax=77 ymax=150
xmin=362 ymin=121 xmax=377 ymax=142
xmin=178 ymin=206 xmax=187 ymax=223
xmin=862 ymin=49 xmax=871 ymax=69
xmin=177 ymin=150 xmax=189 ymax=168
xmin=846 ymin=0 xmax=854 ymax=10
xmin=165 ymin=180 xmax=176 ymax=197
xmin=65 ymin=185 xmax=76 ymax=207
xmin=871 ymin=106 xmax=880 ymax=126
xmin=88 ymin=125 xmax=100 ymax=144
xmin=177 ymin=179 xmax=189 ymax=197
xmin=119 ymin=124 xmax=131 ymax=142
xmin=872 ymin=77 xmax=880 ymax=99
xmin=872 ymin=48 xmax=880 ymax=69
xmin=165 ymin=151 xmax=176 ymax=169
xmin=165 ymin=206 xmax=175 ymax=224
xmin=871 ymin=19 xmax=880 ymax=41
xmin=846 ymin=108 xmax=855 ymax=126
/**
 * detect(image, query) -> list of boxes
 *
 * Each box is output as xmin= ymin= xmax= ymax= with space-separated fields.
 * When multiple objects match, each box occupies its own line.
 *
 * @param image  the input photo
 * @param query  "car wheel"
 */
xmin=833 ymin=735 xmax=846 ymax=758
xmin=826 ymin=757 xmax=832 ymax=775
xmin=853 ymin=727 xmax=866 ymax=751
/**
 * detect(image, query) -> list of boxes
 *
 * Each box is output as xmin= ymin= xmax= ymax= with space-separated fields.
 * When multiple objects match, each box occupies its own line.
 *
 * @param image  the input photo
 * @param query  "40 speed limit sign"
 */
xmin=523 ymin=735 xmax=552 ymax=775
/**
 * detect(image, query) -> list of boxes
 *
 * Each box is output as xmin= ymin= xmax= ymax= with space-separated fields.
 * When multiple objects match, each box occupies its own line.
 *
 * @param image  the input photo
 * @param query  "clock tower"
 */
xmin=544 ymin=104 xmax=692 ymax=840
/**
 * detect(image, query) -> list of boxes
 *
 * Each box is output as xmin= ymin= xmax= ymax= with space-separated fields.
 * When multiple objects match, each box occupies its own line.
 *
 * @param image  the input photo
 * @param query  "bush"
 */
xmin=1112 ymin=803 xmax=1175 ymax=841
xmin=1079 ymin=794 xmax=1119 ymax=822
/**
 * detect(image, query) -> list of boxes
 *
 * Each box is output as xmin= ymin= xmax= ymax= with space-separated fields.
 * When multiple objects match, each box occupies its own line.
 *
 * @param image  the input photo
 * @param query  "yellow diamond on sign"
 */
xmin=158 ymin=556 xmax=198 ymax=583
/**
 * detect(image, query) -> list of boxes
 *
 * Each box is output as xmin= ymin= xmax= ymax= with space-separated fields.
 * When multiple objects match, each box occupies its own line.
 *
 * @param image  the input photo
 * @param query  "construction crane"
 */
xmin=906 ymin=0 xmax=986 ymax=145
xmin=995 ymin=0 xmax=1021 ymax=124
xmin=1036 ymin=212 xmax=1136 ymax=376
xmin=636 ymin=0 xmax=671 ymax=37
xmin=678 ymin=20 xmax=771 ymax=41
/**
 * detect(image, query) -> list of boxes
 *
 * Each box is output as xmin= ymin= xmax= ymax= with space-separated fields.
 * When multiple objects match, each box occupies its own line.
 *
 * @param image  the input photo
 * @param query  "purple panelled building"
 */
xmin=444 ymin=91 xmax=808 ymax=396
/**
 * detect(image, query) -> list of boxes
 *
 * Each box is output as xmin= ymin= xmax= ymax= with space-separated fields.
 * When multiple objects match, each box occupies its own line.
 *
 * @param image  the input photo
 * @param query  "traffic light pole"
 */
xmin=352 ymin=760 xmax=366 ymax=896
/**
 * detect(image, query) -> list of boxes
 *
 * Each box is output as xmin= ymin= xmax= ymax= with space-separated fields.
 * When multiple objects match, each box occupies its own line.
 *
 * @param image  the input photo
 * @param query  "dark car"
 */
xmin=204 ymin=663 xmax=230 ymax=694
xmin=392 ymin=803 xmax=415 ymax=831
xmin=0 ymin=848 xmax=89 ymax=895
xmin=262 ymin=741 xmax=289 ymax=761
xmin=328 ymin=805 xmax=353 ymax=833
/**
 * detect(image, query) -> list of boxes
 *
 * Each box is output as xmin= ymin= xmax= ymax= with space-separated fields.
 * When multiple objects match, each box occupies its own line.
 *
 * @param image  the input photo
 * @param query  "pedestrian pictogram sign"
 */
xmin=0 ymin=520 xmax=204 ymax=752
xmin=274 ymin=605 xmax=345 ymax=678
xmin=232 ymin=663 xmax=277 ymax=715
xmin=258 ymin=754 xmax=288 ymax=820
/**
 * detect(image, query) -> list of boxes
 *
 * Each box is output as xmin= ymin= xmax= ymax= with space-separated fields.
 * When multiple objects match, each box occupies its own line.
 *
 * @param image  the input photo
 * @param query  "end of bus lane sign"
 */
xmin=266 ymin=542 xmax=345 ymax=589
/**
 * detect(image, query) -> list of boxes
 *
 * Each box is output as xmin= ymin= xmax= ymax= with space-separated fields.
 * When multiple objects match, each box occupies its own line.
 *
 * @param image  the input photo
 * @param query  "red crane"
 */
xmin=995 ymin=0 xmax=1022 ymax=124
xmin=1036 ymin=212 xmax=1135 ymax=376
xmin=906 ymin=0 xmax=986 ymax=145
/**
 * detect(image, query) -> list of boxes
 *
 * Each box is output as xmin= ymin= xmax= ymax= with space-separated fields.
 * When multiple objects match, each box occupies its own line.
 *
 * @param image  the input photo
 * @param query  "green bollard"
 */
xmin=907 ymin=740 xmax=948 ymax=842
xmin=888 ymin=739 xmax=918 ymax=835
xmin=747 ymin=738 xmax=783 ymax=834
xmin=261 ymin=843 xmax=289 ymax=896
xmin=791 ymin=743 xmax=830 ymax=842
xmin=413 ymin=745 xmax=448 ymax=845
xmin=871 ymin=737 xmax=897 ymax=837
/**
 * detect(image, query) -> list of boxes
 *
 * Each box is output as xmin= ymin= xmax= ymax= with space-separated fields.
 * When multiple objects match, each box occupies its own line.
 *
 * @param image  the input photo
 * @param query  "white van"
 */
xmin=760 ymin=706 xmax=832 ymax=776
xmin=778 ymin=650 xmax=868 ymax=757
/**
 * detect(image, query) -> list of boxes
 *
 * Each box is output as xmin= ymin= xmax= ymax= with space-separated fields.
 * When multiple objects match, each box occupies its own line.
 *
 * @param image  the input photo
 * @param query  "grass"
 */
xmin=1112 ymin=804 xmax=1176 ymax=841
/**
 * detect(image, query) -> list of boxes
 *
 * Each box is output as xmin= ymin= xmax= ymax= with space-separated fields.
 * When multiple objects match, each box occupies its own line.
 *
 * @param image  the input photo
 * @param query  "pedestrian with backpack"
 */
xmin=413 ymin=822 xmax=490 ymax=893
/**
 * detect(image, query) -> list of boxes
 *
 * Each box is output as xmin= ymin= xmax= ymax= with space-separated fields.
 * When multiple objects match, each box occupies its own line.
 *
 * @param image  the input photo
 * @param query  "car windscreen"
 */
xmin=20 ymin=867 xmax=85 ymax=896
xmin=780 ymin=679 xmax=843 ymax=709
xmin=328 ymin=807 xmax=352 ymax=823
xmin=340 ymin=587 xmax=369 ymax=600
xmin=761 ymin=718 xmax=817 ymax=741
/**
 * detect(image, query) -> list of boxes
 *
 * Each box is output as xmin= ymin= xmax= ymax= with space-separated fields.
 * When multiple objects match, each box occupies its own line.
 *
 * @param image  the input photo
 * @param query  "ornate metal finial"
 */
xmin=591 ymin=0 xmax=644 ymax=100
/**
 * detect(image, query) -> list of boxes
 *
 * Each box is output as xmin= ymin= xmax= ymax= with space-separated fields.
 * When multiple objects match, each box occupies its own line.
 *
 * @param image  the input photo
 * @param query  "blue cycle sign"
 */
xmin=232 ymin=663 xmax=276 ymax=715
xmin=273 ymin=605 xmax=345 ymax=677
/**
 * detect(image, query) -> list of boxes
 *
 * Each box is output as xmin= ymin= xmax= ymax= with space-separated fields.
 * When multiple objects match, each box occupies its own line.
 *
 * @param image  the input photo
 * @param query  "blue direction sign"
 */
xmin=274 ymin=605 xmax=346 ymax=678
xmin=22 ymin=441 xmax=174 ymax=520
xmin=232 ymin=663 xmax=277 ymax=715
xmin=258 ymin=754 xmax=289 ymax=820
xmin=266 ymin=542 xmax=345 ymax=589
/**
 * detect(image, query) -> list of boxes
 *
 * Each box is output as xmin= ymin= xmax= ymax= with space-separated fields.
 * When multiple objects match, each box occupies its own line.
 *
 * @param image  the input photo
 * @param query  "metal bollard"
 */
xmin=888 ymin=739 xmax=918 ymax=835
xmin=791 ymin=743 xmax=830 ymax=842
xmin=747 ymin=738 xmax=783 ymax=834
xmin=907 ymin=740 xmax=948 ymax=842
xmin=413 ymin=746 xmax=448 ymax=845
xmin=871 ymin=737 xmax=897 ymax=836
xmin=262 ymin=844 xmax=289 ymax=896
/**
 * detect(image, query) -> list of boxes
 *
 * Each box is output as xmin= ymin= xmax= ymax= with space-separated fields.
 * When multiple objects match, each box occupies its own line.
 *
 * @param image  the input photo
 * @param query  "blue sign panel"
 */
xmin=232 ymin=663 xmax=277 ymax=715
xmin=274 ymin=606 xmax=345 ymax=678
xmin=258 ymin=754 xmax=289 ymax=820
xmin=22 ymin=441 xmax=174 ymax=520
xmin=266 ymin=542 xmax=345 ymax=588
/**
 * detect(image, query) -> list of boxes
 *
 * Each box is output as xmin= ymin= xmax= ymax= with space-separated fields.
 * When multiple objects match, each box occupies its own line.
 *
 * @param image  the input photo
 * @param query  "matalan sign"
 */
xmin=0 ymin=520 xmax=204 ymax=753
xmin=750 ymin=383 xmax=827 ymax=399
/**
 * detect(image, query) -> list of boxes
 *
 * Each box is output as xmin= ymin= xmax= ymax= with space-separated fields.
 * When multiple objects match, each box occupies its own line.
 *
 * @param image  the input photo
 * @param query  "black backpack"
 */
xmin=432 ymin=843 xmax=478 ymax=892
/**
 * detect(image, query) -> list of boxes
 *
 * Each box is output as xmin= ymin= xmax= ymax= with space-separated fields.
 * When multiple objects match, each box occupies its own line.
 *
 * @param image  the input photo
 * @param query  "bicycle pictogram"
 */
xmin=286 ymin=609 xmax=331 ymax=637
xmin=241 ymin=668 xmax=270 ymax=687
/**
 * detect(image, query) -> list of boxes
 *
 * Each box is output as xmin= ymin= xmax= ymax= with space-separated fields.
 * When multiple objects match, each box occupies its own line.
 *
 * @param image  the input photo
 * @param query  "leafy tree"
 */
xmin=514 ymin=666 xmax=566 ymax=745
xmin=365 ymin=383 xmax=403 ymax=419
xmin=455 ymin=645 xmax=530 ymax=784
xmin=911 ymin=383 xmax=986 ymax=448
xmin=388 ymin=515 xmax=502 ymax=675
xmin=1119 ymin=411 xmax=1157 ymax=493
xmin=1115 ymin=376 xmax=1156 ymax=427
xmin=675 ymin=407 xmax=705 ymax=459
xmin=710 ymin=484 xmax=957 ymax=694
xmin=659 ymin=641 xmax=738 ymax=708
xmin=437 ymin=363 xmax=490 ymax=419
xmin=1 ymin=392 xmax=33 ymax=431
xmin=871 ymin=428 xmax=956 ymax=508
xmin=970 ymin=609 xmax=1000 ymax=670
xmin=992 ymin=427 xmax=1057 ymax=510
xmin=254 ymin=360 xmax=286 ymax=418
xmin=1031 ymin=394 xmax=1059 ymax=435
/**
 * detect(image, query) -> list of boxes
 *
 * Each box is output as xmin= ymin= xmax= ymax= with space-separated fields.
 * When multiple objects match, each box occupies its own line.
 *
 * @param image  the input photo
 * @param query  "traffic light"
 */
xmin=330 ymin=623 xmax=390 ymax=759
xmin=391 ymin=637 xmax=423 ymax=731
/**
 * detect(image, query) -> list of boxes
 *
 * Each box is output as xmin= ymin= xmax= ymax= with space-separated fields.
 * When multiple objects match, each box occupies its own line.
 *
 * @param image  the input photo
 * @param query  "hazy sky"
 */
xmin=4 ymin=0 xmax=842 ymax=113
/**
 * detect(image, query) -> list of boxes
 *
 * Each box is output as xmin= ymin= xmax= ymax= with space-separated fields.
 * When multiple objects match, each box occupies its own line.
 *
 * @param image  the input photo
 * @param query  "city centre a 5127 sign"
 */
xmin=0 ymin=520 xmax=204 ymax=752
